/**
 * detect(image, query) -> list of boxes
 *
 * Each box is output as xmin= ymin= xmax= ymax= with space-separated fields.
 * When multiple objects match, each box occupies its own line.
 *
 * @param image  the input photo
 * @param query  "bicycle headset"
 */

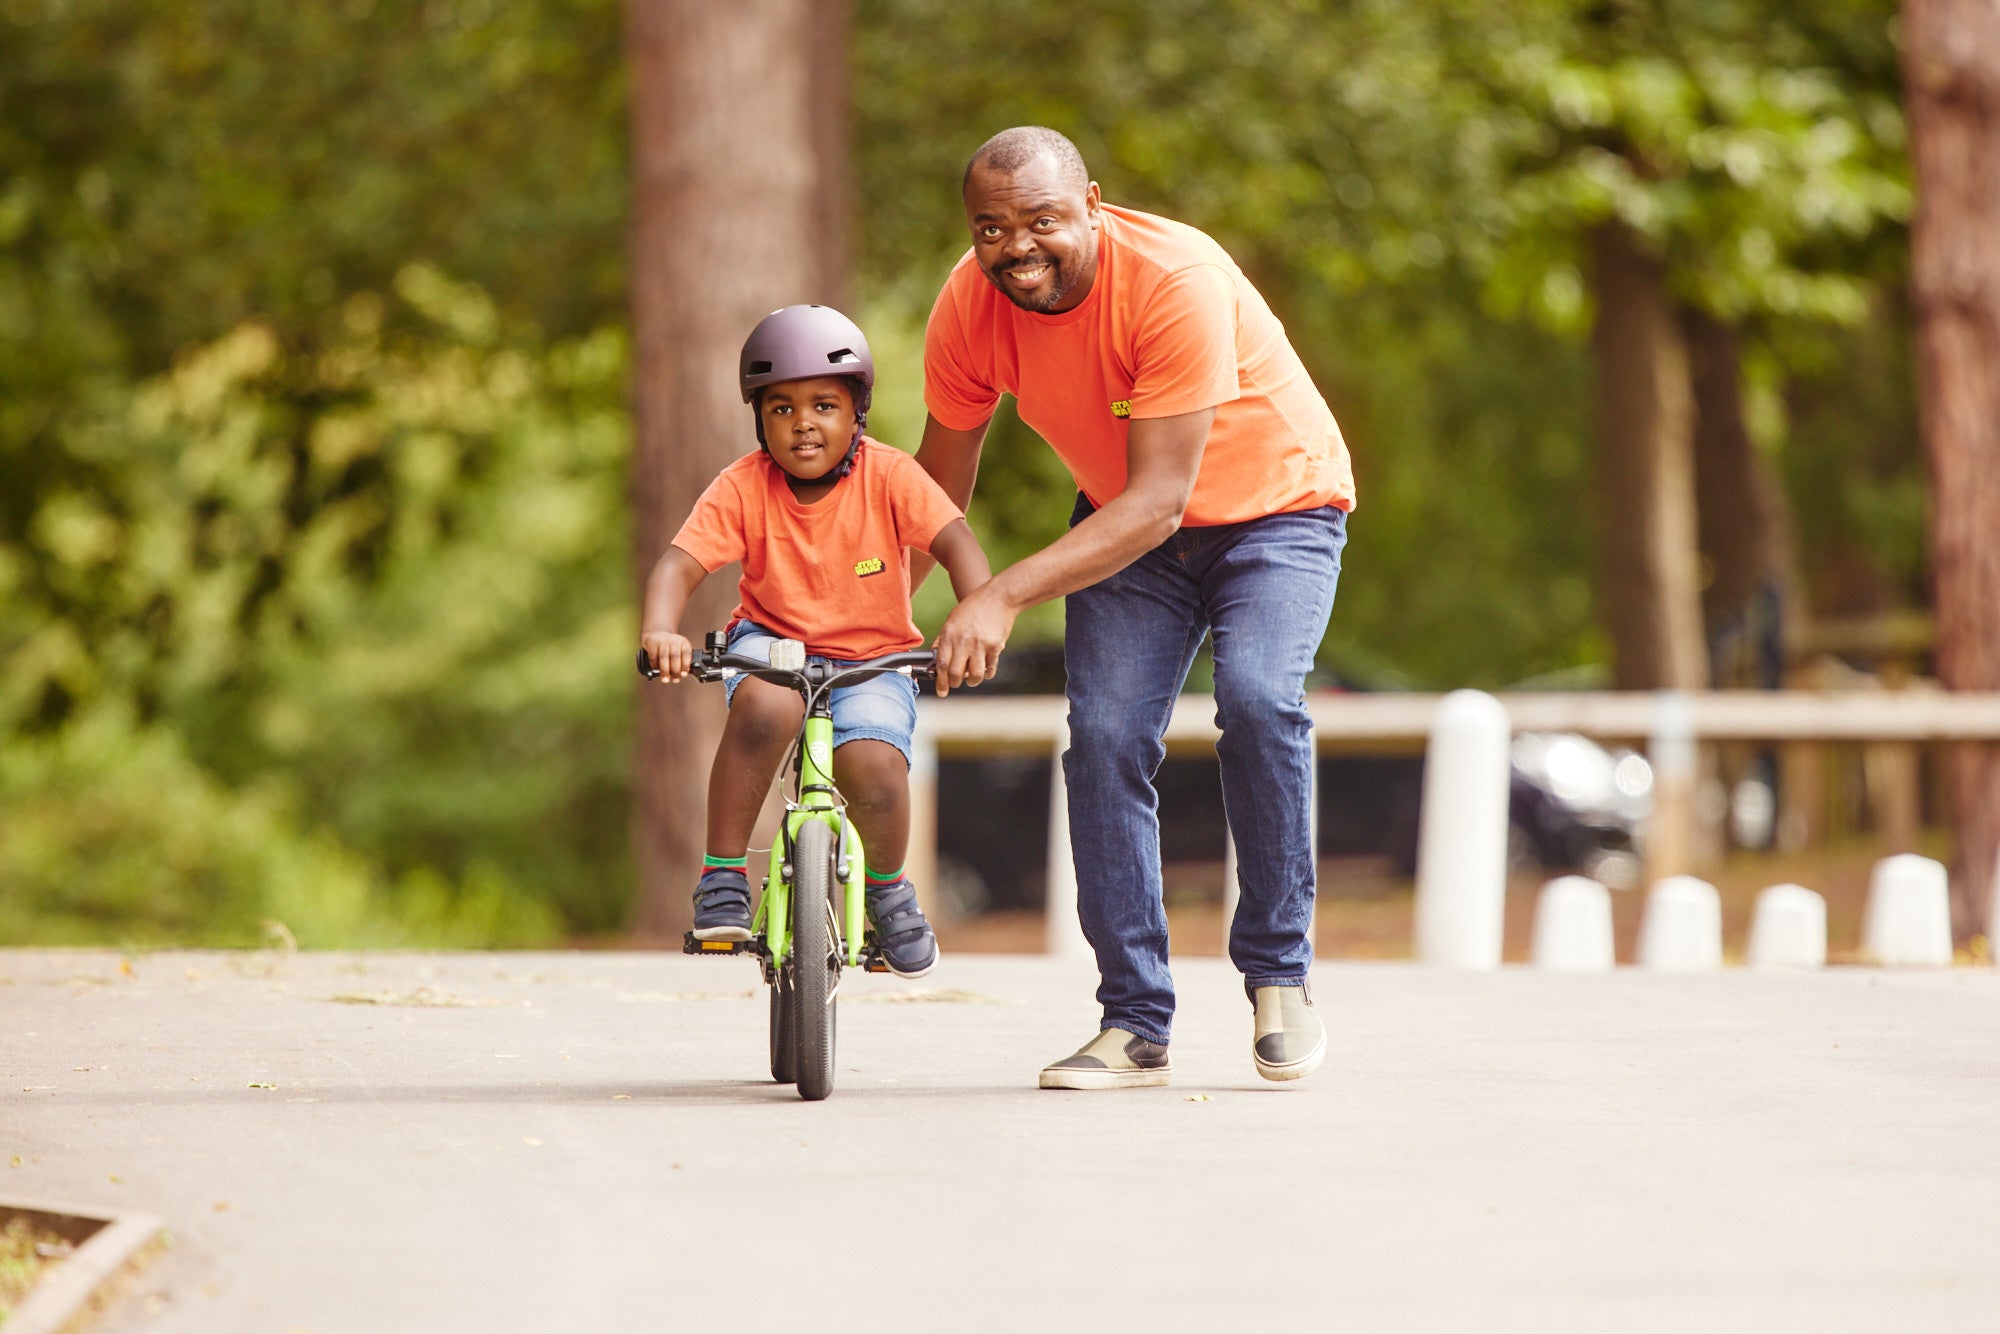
xmin=739 ymin=304 xmax=875 ymax=483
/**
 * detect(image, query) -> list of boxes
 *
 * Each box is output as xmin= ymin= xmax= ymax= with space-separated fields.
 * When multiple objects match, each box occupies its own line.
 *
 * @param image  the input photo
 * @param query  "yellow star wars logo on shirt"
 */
xmin=854 ymin=556 xmax=886 ymax=578
xmin=1110 ymin=400 xmax=1132 ymax=418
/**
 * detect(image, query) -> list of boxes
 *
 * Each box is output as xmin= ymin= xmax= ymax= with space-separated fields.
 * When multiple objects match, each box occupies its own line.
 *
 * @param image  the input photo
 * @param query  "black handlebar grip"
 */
xmin=635 ymin=648 xmax=659 ymax=679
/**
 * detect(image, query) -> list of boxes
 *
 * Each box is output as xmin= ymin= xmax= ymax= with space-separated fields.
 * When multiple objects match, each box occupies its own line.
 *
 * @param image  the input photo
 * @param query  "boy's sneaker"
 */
xmin=1250 ymin=983 xmax=1325 ymax=1081
xmin=691 ymin=868 xmax=753 ymax=941
xmin=864 ymin=878 xmax=938 ymax=979
xmin=1039 ymin=1028 xmax=1172 ymax=1090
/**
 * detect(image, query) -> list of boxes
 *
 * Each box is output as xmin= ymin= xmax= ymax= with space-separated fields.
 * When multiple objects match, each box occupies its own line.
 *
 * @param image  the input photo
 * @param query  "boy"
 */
xmin=639 ymin=304 xmax=992 ymax=977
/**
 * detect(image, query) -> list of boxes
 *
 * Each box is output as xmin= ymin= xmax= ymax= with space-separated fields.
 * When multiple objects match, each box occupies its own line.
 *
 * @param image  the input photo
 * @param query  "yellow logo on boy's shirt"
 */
xmin=1110 ymin=400 xmax=1132 ymax=418
xmin=854 ymin=556 xmax=886 ymax=578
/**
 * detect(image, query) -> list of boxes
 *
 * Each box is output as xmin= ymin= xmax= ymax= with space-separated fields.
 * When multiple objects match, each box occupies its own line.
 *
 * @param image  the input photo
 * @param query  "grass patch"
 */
xmin=0 ymin=1214 xmax=74 ymax=1318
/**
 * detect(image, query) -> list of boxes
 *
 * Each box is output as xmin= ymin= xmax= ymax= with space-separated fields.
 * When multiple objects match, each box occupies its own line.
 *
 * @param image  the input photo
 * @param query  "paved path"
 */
xmin=5 ymin=949 xmax=1998 ymax=1332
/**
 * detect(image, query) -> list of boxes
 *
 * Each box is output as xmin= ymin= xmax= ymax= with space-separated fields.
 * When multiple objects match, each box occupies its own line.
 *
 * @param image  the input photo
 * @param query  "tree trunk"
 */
xmin=626 ymin=0 xmax=848 ymax=940
xmin=1590 ymin=222 xmax=1707 ymax=693
xmin=1903 ymin=0 xmax=2000 ymax=943
xmin=1682 ymin=306 xmax=1794 ymax=685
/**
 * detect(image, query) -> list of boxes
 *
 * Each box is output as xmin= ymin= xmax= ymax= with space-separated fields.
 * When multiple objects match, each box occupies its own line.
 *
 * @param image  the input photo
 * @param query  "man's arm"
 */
xmin=931 ymin=406 xmax=1214 ymax=694
xmin=908 ymin=413 xmax=991 ymax=590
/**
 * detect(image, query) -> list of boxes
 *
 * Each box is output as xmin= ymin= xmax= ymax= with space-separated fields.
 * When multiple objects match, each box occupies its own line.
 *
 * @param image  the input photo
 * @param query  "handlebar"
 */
xmin=635 ymin=645 xmax=936 ymax=693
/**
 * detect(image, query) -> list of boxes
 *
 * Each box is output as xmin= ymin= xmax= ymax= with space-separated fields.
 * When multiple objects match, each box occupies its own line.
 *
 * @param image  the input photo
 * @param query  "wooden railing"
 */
xmin=904 ymin=690 xmax=2000 ymax=955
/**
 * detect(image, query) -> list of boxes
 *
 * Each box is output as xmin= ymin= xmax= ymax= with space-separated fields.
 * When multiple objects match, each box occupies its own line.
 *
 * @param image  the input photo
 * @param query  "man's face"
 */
xmin=757 ymin=376 xmax=856 ymax=483
xmin=963 ymin=155 xmax=1101 ymax=314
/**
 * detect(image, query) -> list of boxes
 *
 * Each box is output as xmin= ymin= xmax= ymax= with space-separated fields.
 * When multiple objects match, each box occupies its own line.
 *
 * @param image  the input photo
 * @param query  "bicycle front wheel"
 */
xmin=768 ymin=971 xmax=797 ymax=1085
xmin=790 ymin=819 xmax=839 ymax=1101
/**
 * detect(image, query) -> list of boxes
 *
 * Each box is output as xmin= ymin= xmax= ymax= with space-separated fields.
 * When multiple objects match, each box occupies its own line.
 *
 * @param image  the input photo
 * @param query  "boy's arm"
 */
xmin=925 ymin=518 xmax=992 ymax=697
xmin=639 ymin=546 xmax=709 ymax=682
xmin=928 ymin=518 xmax=992 ymax=602
xmin=908 ymin=413 xmax=991 ymax=589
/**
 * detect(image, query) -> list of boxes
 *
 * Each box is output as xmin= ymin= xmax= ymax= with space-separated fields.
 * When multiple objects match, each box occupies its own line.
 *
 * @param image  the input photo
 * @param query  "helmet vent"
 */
xmin=827 ymin=349 xmax=859 ymax=365
xmin=747 ymin=360 xmax=773 ymax=375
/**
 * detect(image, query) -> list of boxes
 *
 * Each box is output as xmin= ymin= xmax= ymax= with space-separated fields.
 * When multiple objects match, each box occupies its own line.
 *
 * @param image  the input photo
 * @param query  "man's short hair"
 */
xmin=962 ymin=126 xmax=1090 ymax=197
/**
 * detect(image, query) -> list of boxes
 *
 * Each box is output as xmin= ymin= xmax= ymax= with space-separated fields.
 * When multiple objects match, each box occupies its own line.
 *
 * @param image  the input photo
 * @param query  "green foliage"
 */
xmin=1 ymin=272 xmax=629 ymax=945
xmin=0 ymin=0 xmax=1930 ymax=944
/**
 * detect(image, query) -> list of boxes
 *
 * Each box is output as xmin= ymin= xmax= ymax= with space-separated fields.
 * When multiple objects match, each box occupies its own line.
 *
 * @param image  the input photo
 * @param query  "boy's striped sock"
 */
xmin=703 ymin=854 xmax=748 ymax=872
xmin=864 ymin=863 xmax=905 ymax=888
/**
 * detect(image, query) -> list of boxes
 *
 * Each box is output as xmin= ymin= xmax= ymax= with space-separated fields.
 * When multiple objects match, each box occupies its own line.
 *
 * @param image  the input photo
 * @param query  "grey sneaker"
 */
xmin=1251 ymin=984 xmax=1325 ymax=1081
xmin=1038 ymin=1028 xmax=1171 ymax=1090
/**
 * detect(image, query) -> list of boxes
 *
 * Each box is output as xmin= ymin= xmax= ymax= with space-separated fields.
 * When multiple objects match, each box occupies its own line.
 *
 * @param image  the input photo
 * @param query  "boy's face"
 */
xmin=758 ymin=376 xmax=857 ymax=483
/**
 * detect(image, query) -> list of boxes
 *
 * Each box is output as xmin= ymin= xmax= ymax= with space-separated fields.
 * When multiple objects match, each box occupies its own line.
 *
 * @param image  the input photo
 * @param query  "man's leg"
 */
xmin=1063 ymin=538 xmax=1207 ymax=1046
xmin=1202 ymin=507 xmax=1346 ymax=990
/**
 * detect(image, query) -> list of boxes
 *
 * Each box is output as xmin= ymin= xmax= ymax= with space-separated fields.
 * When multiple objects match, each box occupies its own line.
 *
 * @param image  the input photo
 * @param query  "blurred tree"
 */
xmin=626 ymin=0 xmax=850 ymax=939
xmin=1901 ymin=0 xmax=2000 ymax=938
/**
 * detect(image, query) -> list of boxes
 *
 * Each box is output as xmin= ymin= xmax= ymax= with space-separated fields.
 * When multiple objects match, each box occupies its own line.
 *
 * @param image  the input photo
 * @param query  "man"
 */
xmin=924 ymin=126 xmax=1355 ymax=1090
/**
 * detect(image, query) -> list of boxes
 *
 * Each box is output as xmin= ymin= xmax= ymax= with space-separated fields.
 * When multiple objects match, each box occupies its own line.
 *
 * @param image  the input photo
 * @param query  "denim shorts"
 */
xmin=721 ymin=620 xmax=919 ymax=767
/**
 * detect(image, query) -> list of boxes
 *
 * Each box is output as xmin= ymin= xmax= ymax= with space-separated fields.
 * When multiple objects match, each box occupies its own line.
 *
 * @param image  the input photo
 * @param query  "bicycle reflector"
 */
xmin=769 ymin=639 xmax=808 ymax=671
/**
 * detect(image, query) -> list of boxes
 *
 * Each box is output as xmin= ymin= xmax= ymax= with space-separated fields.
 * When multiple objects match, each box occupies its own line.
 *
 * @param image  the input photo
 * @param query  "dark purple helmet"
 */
xmin=739 ymin=304 xmax=874 ymax=404
xmin=739 ymin=304 xmax=874 ymax=480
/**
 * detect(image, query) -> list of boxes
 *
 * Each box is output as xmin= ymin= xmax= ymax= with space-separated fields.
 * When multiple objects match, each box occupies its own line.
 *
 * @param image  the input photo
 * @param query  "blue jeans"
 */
xmin=1063 ymin=495 xmax=1346 ymax=1045
xmin=721 ymin=620 xmax=920 ymax=766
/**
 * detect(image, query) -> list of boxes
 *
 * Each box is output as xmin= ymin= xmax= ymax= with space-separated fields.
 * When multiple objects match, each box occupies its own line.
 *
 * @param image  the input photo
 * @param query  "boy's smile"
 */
xmin=758 ymin=376 xmax=859 ymax=492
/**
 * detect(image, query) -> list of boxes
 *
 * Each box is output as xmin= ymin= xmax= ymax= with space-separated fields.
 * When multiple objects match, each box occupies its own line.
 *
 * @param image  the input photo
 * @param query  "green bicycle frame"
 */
xmin=756 ymin=710 xmax=867 ymax=969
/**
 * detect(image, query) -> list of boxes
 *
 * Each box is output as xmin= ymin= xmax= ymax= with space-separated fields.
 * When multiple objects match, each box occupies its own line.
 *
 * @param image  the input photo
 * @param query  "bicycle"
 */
xmin=637 ymin=632 xmax=937 ymax=1101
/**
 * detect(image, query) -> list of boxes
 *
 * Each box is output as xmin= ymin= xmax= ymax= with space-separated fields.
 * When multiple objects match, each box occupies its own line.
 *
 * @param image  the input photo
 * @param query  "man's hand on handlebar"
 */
xmin=932 ymin=581 xmax=1015 ymax=697
xmin=639 ymin=630 xmax=694 ymax=682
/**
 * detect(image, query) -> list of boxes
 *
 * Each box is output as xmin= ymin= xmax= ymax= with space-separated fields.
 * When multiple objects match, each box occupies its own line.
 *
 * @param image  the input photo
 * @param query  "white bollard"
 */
xmin=1863 ymin=853 xmax=1952 ymax=967
xmin=1637 ymin=875 xmax=1723 ymax=971
xmin=1746 ymin=883 xmax=1827 ymax=968
xmin=1414 ymin=690 xmax=1512 ymax=968
xmin=1044 ymin=724 xmax=1091 ymax=960
xmin=1531 ymin=876 xmax=1614 ymax=972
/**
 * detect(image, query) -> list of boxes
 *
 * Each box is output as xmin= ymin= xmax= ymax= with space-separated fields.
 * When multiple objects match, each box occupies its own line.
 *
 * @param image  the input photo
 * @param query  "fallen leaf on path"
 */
xmin=213 ymin=1201 xmax=230 ymax=1212
xmin=108 ymin=1174 xmax=123 ymax=1184
xmin=1186 ymin=1094 xmax=1212 ymax=1102
xmin=119 ymin=958 xmax=135 ymax=977
xmin=611 ymin=1094 xmax=632 ymax=1100
xmin=8 ymin=1156 xmax=21 ymax=1167
xmin=522 ymin=1138 xmax=542 ymax=1147
xmin=248 ymin=1081 xmax=276 ymax=1089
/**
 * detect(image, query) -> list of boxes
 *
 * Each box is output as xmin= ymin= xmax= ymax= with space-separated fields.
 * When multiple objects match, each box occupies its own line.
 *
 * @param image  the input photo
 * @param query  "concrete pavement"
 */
xmin=5 ymin=948 xmax=1999 ymax=1332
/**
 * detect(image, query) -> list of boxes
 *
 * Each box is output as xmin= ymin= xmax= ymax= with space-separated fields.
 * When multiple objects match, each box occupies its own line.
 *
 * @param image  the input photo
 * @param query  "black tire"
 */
xmin=768 ymin=971 xmax=797 ymax=1085
xmin=790 ymin=820 xmax=839 ymax=1101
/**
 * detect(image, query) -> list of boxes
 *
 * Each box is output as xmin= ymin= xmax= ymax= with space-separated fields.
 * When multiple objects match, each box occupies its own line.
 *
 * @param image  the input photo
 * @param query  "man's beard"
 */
xmin=986 ymin=254 xmax=1072 ymax=313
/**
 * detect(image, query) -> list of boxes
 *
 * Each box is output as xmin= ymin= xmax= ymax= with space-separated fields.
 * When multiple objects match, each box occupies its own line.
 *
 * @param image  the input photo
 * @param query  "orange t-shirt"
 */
xmin=924 ymin=203 xmax=1354 ymax=525
xmin=670 ymin=439 xmax=962 ymax=661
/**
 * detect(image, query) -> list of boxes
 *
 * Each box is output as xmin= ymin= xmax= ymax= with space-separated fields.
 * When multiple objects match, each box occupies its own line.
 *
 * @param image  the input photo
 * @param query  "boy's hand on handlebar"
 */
xmin=932 ymin=583 xmax=1014 ymax=696
xmin=640 ymin=630 xmax=694 ymax=682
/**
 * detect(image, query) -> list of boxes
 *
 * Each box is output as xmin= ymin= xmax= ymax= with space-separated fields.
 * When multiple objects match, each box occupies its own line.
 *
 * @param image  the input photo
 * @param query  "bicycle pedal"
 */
xmin=682 ymin=933 xmax=756 ymax=956
xmin=861 ymin=953 xmax=892 ymax=974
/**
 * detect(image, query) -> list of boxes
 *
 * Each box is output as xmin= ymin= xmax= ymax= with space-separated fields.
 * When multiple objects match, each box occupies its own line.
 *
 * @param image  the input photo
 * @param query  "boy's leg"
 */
xmin=704 ymin=678 xmax=805 ymax=856
xmin=833 ymin=738 xmax=910 ymax=871
xmin=694 ymin=670 xmax=802 ymax=940
xmin=831 ymin=674 xmax=933 ymax=977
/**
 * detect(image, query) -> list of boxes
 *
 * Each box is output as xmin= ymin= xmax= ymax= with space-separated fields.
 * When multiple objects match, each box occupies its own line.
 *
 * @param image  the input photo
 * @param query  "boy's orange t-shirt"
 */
xmin=923 ymin=203 xmax=1355 ymax=526
xmin=670 ymin=439 xmax=962 ymax=661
